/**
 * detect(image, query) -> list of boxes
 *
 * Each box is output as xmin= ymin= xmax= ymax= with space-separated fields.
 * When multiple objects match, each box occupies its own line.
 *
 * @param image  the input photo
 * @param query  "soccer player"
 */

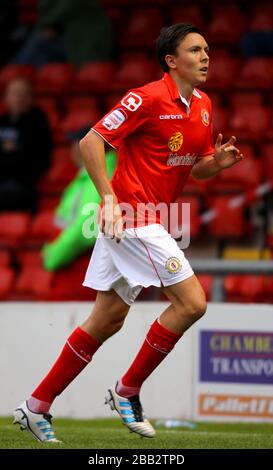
xmin=14 ymin=23 xmax=243 ymax=442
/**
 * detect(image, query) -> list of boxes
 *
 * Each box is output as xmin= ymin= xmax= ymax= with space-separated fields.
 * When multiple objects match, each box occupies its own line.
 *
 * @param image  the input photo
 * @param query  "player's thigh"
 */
xmin=161 ymin=274 xmax=207 ymax=315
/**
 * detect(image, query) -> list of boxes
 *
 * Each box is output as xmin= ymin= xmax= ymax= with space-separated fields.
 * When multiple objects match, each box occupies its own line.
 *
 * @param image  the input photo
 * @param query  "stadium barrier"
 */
xmin=1 ymin=301 xmax=272 ymax=422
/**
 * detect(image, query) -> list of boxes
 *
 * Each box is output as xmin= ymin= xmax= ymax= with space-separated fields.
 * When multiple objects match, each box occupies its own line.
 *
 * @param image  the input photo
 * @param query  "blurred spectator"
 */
xmin=241 ymin=31 xmax=273 ymax=58
xmin=42 ymin=129 xmax=117 ymax=271
xmin=0 ymin=77 xmax=52 ymax=212
xmin=14 ymin=0 xmax=113 ymax=68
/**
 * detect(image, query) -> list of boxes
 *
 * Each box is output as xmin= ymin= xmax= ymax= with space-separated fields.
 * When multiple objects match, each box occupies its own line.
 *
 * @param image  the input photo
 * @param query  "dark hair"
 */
xmin=156 ymin=23 xmax=202 ymax=72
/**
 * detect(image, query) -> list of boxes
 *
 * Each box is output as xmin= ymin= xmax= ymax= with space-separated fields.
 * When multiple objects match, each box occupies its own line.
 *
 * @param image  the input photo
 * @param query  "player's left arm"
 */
xmin=191 ymin=133 xmax=244 ymax=180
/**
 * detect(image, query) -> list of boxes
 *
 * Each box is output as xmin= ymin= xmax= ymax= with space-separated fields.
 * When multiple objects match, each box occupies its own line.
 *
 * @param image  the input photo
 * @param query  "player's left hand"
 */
xmin=214 ymin=134 xmax=243 ymax=170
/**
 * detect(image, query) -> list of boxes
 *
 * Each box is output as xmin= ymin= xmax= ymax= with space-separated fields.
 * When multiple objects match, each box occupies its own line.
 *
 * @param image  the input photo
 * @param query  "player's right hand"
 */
xmin=101 ymin=195 xmax=123 ymax=243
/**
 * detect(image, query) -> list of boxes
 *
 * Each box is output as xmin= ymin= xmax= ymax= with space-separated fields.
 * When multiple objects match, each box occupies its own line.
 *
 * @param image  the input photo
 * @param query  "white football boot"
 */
xmin=105 ymin=384 xmax=156 ymax=438
xmin=13 ymin=400 xmax=61 ymax=443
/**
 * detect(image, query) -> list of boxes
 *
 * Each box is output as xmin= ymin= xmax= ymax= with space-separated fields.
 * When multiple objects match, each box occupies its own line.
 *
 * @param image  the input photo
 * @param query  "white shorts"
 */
xmin=83 ymin=224 xmax=194 ymax=305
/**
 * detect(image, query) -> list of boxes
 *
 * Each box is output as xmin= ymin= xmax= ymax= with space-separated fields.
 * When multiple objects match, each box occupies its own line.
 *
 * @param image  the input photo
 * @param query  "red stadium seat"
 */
xmin=206 ymin=196 xmax=248 ymax=238
xmin=51 ymin=264 xmax=96 ymax=301
xmin=41 ymin=108 xmax=61 ymax=142
xmin=229 ymin=92 xmax=264 ymax=108
xmin=209 ymin=92 xmax=223 ymax=108
xmin=62 ymin=109 xmax=100 ymax=134
xmin=0 ymin=250 xmax=10 ymax=267
xmin=235 ymin=58 xmax=273 ymax=90
xmin=16 ymin=249 xmax=43 ymax=269
xmin=18 ymin=10 xmax=38 ymax=25
xmin=14 ymin=266 xmax=53 ymax=300
xmin=249 ymin=4 xmax=273 ymax=31
xmin=38 ymin=146 xmax=77 ymax=194
xmin=73 ymin=62 xmax=116 ymax=93
xmin=118 ymin=9 xmax=164 ymax=48
xmin=170 ymin=6 xmax=206 ymax=31
xmin=65 ymin=97 xmax=100 ymax=113
xmin=112 ymin=57 xmax=158 ymax=90
xmin=35 ymin=97 xmax=58 ymax=114
xmin=211 ymin=156 xmax=263 ymax=193
xmin=224 ymin=275 xmax=264 ymax=302
xmin=0 ymin=65 xmax=34 ymax=88
xmin=25 ymin=210 xmax=56 ymax=246
xmin=204 ymin=56 xmax=240 ymax=91
xmin=228 ymin=104 xmax=272 ymax=141
xmin=0 ymin=267 xmax=16 ymax=300
xmin=169 ymin=195 xmax=201 ymax=239
xmin=212 ymin=107 xmax=229 ymax=138
xmin=34 ymin=63 xmax=75 ymax=96
xmin=258 ymin=276 xmax=273 ymax=303
xmin=207 ymin=5 xmax=247 ymax=45
xmin=37 ymin=195 xmax=60 ymax=211
xmin=104 ymin=92 xmax=124 ymax=111
xmin=105 ymin=8 xmax=124 ymax=30
xmin=0 ymin=212 xmax=31 ymax=248
xmin=196 ymin=274 xmax=214 ymax=301
xmin=182 ymin=171 xmax=210 ymax=196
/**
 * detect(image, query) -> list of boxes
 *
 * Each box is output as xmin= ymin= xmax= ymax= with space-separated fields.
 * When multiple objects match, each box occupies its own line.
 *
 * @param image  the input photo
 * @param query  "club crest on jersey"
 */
xmin=102 ymin=108 xmax=127 ymax=130
xmin=121 ymin=92 xmax=142 ymax=112
xmin=168 ymin=132 xmax=183 ymax=151
xmin=201 ymin=108 xmax=209 ymax=126
xmin=165 ymin=257 xmax=182 ymax=274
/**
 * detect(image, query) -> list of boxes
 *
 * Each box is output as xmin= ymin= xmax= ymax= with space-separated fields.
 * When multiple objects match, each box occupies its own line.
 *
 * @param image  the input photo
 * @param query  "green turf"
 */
xmin=0 ymin=417 xmax=272 ymax=449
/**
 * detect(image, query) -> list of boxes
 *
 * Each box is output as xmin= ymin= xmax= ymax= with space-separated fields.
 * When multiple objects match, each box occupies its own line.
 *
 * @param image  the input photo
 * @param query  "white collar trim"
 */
xmin=193 ymin=88 xmax=202 ymax=99
xmin=179 ymin=89 xmax=201 ymax=114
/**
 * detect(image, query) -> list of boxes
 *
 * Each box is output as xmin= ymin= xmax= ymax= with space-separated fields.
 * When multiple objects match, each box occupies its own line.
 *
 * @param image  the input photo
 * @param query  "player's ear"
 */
xmin=165 ymin=54 xmax=176 ymax=70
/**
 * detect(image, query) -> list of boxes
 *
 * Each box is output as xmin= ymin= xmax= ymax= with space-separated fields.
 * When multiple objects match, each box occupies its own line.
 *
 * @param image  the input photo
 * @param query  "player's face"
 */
xmin=167 ymin=33 xmax=209 ymax=86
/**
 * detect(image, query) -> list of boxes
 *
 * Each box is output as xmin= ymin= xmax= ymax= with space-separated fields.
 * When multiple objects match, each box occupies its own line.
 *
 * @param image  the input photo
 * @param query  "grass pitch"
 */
xmin=0 ymin=417 xmax=272 ymax=449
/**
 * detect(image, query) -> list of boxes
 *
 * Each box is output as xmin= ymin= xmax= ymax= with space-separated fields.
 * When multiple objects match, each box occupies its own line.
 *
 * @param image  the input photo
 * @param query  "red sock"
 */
xmin=120 ymin=319 xmax=181 ymax=394
xmin=31 ymin=327 xmax=101 ymax=404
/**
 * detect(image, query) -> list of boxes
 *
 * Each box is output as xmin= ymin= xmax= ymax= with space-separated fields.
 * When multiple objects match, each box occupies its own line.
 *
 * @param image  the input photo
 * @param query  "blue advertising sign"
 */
xmin=200 ymin=330 xmax=273 ymax=384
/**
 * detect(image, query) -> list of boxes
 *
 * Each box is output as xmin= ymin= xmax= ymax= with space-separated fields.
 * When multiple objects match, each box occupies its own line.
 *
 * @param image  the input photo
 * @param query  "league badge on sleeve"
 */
xmin=102 ymin=108 xmax=127 ymax=130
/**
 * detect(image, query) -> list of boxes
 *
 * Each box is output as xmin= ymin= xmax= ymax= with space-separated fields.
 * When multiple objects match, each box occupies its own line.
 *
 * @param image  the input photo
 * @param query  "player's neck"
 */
xmin=170 ymin=71 xmax=194 ymax=104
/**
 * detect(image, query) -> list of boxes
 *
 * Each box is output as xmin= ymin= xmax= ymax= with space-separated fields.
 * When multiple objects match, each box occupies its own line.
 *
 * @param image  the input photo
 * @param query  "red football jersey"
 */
xmin=92 ymin=73 xmax=214 ymax=225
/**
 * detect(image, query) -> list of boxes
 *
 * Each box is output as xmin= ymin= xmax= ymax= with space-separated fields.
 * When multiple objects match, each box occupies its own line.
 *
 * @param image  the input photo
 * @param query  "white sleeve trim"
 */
xmin=91 ymin=128 xmax=117 ymax=150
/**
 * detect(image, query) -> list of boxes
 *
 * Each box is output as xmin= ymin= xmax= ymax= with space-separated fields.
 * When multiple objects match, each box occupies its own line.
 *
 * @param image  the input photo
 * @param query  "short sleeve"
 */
xmin=92 ymin=88 xmax=150 ymax=149
xmin=199 ymin=97 xmax=214 ymax=158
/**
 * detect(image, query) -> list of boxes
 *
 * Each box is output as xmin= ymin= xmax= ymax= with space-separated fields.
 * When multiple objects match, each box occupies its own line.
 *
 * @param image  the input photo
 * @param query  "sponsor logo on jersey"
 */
xmin=201 ymin=108 xmax=209 ymax=126
xmin=166 ymin=153 xmax=197 ymax=166
xmin=102 ymin=108 xmax=127 ymax=130
xmin=168 ymin=132 xmax=183 ymax=151
xmin=121 ymin=92 xmax=142 ymax=111
xmin=159 ymin=114 xmax=183 ymax=120
xmin=165 ymin=257 xmax=182 ymax=274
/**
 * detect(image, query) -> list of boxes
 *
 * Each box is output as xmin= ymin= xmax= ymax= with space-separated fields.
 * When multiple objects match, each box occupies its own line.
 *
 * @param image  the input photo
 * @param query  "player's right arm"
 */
xmin=80 ymin=88 xmax=150 ymax=241
xmin=79 ymin=130 xmax=122 ymax=241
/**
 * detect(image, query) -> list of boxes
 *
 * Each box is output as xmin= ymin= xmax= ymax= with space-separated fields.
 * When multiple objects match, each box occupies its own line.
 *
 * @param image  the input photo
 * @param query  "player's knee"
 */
xmin=100 ymin=305 xmax=128 ymax=336
xmin=188 ymin=299 xmax=207 ymax=320
xmin=176 ymin=297 xmax=207 ymax=321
